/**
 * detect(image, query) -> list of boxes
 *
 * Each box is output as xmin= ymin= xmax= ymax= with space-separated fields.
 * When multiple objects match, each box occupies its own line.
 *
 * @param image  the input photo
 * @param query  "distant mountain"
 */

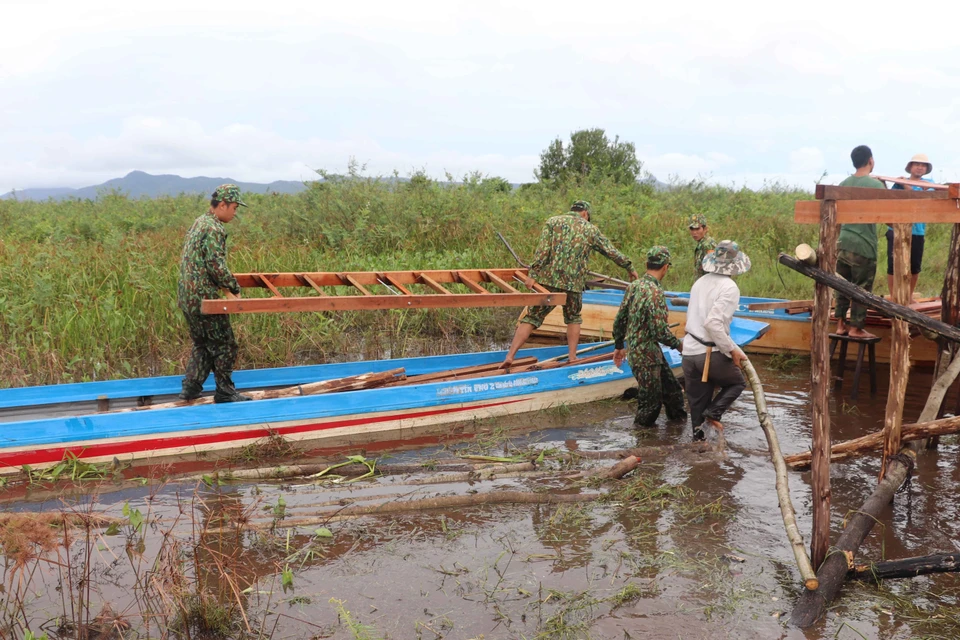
xmin=1 ymin=171 xmax=313 ymax=201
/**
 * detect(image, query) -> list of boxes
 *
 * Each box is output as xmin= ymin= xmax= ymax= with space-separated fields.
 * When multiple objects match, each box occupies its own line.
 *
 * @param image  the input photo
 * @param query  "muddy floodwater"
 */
xmin=4 ymin=356 xmax=960 ymax=639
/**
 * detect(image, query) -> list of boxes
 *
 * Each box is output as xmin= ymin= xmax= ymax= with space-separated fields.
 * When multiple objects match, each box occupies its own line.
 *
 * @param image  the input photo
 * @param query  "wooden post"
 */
xmin=880 ymin=224 xmax=912 ymax=481
xmin=940 ymin=224 xmax=960 ymax=420
xmin=810 ymin=199 xmax=837 ymax=569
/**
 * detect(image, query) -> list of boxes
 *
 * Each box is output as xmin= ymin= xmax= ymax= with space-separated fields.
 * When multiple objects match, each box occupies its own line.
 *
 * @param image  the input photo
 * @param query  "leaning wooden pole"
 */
xmin=741 ymin=359 xmax=817 ymax=590
xmin=778 ymin=254 xmax=960 ymax=343
xmin=880 ymin=224 xmax=912 ymax=480
xmin=809 ymin=199 xmax=838 ymax=570
xmin=939 ymin=223 xmax=960 ymax=420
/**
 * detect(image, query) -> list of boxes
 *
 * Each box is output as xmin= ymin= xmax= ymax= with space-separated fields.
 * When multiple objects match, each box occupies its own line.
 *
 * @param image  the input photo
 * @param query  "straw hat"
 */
xmin=905 ymin=153 xmax=933 ymax=175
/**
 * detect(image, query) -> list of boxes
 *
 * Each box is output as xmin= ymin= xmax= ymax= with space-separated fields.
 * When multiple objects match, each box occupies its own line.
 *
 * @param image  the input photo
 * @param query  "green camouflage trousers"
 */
xmin=633 ymin=356 xmax=686 ymax=427
xmin=521 ymin=286 xmax=583 ymax=327
xmin=835 ymin=250 xmax=877 ymax=329
xmin=182 ymin=312 xmax=239 ymax=393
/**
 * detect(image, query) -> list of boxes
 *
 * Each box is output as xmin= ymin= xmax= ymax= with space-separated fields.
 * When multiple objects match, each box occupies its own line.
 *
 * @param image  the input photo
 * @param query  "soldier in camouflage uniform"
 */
xmin=177 ymin=184 xmax=251 ymax=403
xmin=612 ymin=247 xmax=686 ymax=427
xmin=502 ymin=200 xmax=638 ymax=366
xmin=688 ymin=213 xmax=717 ymax=279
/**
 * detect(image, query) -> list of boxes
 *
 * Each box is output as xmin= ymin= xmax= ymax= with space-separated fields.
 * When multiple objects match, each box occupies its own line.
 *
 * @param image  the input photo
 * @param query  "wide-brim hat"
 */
xmin=905 ymin=153 xmax=933 ymax=175
xmin=702 ymin=240 xmax=750 ymax=276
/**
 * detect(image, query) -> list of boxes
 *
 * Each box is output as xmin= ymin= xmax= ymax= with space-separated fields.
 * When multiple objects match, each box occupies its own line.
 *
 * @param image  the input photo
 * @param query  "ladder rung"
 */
xmin=418 ymin=273 xmax=452 ymax=295
xmin=256 ymin=274 xmax=284 ymax=298
xmin=298 ymin=274 xmax=327 ymax=296
xmin=456 ymin=271 xmax=489 ymax=294
xmin=341 ymin=274 xmax=372 ymax=296
xmin=379 ymin=273 xmax=413 ymax=295
xmin=484 ymin=270 xmax=518 ymax=294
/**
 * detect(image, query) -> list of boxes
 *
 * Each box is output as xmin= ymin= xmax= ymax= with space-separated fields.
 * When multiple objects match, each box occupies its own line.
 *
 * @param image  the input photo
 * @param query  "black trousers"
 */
xmin=681 ymin=352 xmax=746 ymax=429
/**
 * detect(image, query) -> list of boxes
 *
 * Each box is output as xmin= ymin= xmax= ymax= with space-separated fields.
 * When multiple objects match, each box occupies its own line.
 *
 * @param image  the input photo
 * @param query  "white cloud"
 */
xmin=788 ymin=147 xmax=825 ymax=174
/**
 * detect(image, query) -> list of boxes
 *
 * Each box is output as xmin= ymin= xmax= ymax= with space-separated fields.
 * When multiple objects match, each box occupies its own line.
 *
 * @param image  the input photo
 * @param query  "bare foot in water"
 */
xmin=848 ymin=328 xmax=878 ymax=339
xmin=705 ymin=417 xmax=724 ymax=432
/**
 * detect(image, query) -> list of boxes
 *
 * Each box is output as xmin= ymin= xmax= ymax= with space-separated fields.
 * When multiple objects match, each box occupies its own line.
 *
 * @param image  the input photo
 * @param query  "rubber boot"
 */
xmin=213 ymin=373 xmax=252 ymax=403
xmin=179 ymin=380 xmax=204 ymax=401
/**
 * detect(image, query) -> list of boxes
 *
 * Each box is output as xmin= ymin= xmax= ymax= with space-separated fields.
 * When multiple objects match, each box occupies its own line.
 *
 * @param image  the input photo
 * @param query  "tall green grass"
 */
xmin=0 ymin=175 xmax=948 ymax=386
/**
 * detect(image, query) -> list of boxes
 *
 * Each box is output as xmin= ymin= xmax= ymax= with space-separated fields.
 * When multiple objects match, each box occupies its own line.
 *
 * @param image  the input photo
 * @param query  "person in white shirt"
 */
xmin=681 ymin=240 xmax=750 ymax=441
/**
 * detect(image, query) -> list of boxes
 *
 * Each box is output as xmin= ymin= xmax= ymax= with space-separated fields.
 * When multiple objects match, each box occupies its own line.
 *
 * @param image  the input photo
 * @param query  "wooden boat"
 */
xmin=531 ymin=289 xmax=940 ymax=365
xmin=0 ymin=322 xmax=767 ymax=474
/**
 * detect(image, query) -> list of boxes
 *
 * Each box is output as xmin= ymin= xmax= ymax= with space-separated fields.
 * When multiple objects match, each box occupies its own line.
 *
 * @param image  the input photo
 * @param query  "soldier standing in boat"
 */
xmin=612 ymin=246 xmax=686 ymax=427
xmin=502 ymin=200 xmax=638 ymax=367
xmin=682 ymin=240 xmax=750 ymax=441
xmin=177 ymin=184 xmax=252 ymax=403
xmin=688 ymin=213 xmax=717 ymax=280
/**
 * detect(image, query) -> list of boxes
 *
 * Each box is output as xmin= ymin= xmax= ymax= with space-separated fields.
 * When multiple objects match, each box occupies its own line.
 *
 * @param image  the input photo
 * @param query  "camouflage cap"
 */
xmin=570 ymin=200 xmax=592 ymax=212
xmin=646 ymin=245 xmax=672 ymax=267
xmin=687 ymin=213 xmax=707 ymax=229
xmin=702 ymin=240 xmax=751 ymax=276
xmin=213 ymin=184 xmax=247 ymax=207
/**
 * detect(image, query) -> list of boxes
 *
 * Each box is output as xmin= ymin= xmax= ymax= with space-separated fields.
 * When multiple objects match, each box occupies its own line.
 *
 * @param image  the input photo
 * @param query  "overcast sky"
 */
xmin=3 ymin=0 xmax=959 ymax=193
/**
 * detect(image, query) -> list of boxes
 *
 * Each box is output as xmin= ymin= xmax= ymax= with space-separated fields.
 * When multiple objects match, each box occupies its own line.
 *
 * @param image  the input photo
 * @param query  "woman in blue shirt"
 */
xmin=886 ymin=153 xmax=934 ymax=300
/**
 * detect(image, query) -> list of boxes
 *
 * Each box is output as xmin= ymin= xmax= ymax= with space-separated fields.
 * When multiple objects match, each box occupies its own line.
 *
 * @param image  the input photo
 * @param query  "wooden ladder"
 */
xmin=201 ymin=268 xmax=566 ymax=315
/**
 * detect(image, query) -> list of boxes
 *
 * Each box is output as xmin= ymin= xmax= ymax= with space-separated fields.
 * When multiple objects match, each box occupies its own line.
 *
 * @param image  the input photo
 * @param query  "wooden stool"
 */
xmin=828 ymin=333 xmax=880 ymax=400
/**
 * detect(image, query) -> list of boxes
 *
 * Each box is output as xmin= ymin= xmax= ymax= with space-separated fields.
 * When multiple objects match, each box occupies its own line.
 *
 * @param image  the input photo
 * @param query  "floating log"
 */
xmin=135 ymin=368 xmax=406 ymax=411
xmin=852 ymin=553 xmax=960 ymax=581
xmin=778 ymin=254 xmax=960 ymax=344
xmin=741 ymin=359 xmax=817 ymax=590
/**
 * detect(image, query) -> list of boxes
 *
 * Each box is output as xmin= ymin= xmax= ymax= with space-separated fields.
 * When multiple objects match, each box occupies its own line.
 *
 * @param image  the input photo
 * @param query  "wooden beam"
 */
xmin=880 ymin=225 xmax=912 ymax=481
xmin=814 ymin=185 xmax=952 ymax=200
xmin=255 ymin=274 xmax=283 ymax=298
xmin=298 ymin=274 xmax=327 ymax=296
xmin=872 ymin=175 xmax=949 ymax=190
xmin=455 ymin=271 xmax=490 ymax=294
xmin=778 ymin=254 xmax=960 ymax=344
xmin=746 ymin=299 xmax=814 ymax=311
xmin=341 ymin=274 xmax=372 ymax=296
xmin=202 ymin=292 xmax=566 ymax=314
xmin=417 ymin=272 xmax=452 ymax=295
xmin=483 ymin=270 xmax=519 ymax=293
xmin=810 ymin=199 xmax=837 ymax=571
xmin=795 ymin=199 xmax=960 ymax=224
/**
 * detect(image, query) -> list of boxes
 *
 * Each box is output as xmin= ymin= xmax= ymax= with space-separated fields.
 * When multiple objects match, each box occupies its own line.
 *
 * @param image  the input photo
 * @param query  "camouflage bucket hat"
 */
xmin=702 ymin=240 xmax=751 ymax=276
xmin=570 ymin=200 xmax=591 ymax=212
xmin=646 ymin=245 xmax=672 ymax=267
xmin=687 ymin=213 xmax=707 ymax=229
xmin=213 ymin=184 xmax=247 ymax=207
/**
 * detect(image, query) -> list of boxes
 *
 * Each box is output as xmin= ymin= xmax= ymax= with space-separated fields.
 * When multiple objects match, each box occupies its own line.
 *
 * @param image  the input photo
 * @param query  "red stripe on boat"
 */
xmin=0 ymin=399 xmax=523 ymax=469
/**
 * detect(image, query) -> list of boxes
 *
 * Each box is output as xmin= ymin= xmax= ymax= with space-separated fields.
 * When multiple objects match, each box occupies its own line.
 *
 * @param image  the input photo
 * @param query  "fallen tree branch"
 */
xmin=741 ymin=359 xmax=818 ymax=590
xmin=565 ymin=441 xmax=720 ymax=460
xmin=784 ymin=415 xmax=960 ymax=469
xmin=852 ymin=553 xmax=960 ymax=581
